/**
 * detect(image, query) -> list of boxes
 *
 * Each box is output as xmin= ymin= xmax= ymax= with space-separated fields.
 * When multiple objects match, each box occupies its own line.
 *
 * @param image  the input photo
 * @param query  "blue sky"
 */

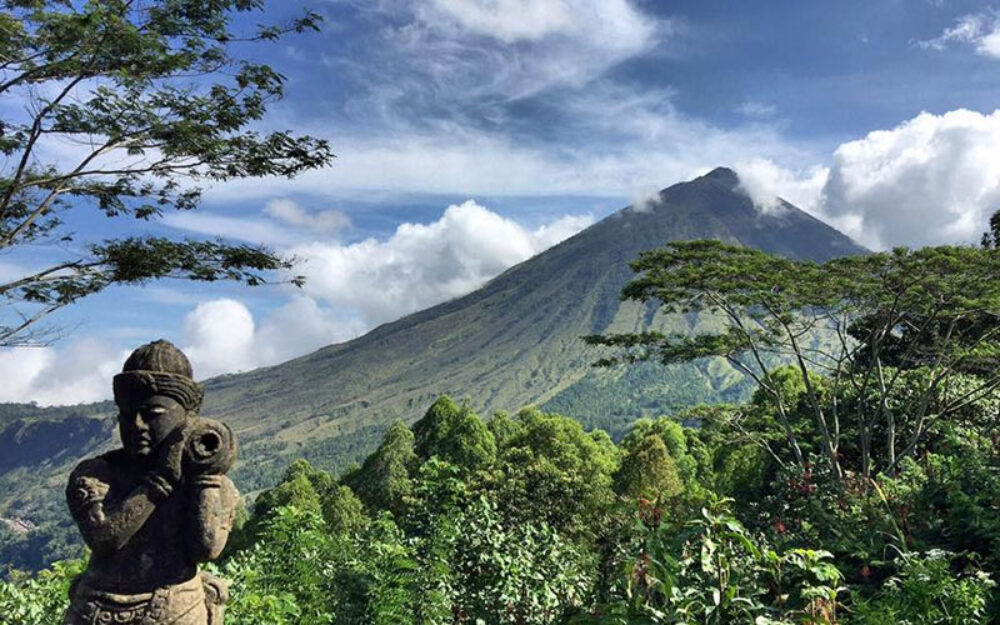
xmin=5 ymin=0 xmax=1000 ymax=404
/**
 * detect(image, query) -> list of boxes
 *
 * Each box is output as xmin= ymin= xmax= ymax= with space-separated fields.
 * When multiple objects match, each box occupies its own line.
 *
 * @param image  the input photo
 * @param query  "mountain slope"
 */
xmin=198 ymin=167 xmax=864 ymax=483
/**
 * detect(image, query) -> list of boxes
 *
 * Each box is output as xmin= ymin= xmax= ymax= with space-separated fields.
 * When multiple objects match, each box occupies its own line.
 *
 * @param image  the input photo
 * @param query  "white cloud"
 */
xmin=142 ymin=286 xmax=207 ymax=307
xmin=0 ymin=297 xmax=361 ymax=405
xmin=161 ymin=212 xmax=300 ymax=247
xmin=289 ymin=199 xmax=593 ymax=327
xmin=190 ymin=4 xmax=800 ymax=209
xmin=735 ymin=101 xmax=777 ymax=119
xmin=181 ymin=299 xmax=257 ymax=378
xmin=735 ymin=158 xmax=828 ymax=215
xmin=979 ymin=27 xmax=1000 ymax=57
xmin=0 ymin=339 xmax=125 ymax=405
xmin=628 ymin=188 xmax=662 ymax=214
xmin=254 ymin=296 xmax=366 ymax=364
xmin=0 ymin=347 xmax=55 ymax=402
xmin=731 ymin=110 xmax=1000 ymax=250
xmin=206 ymin=86 xmax=805 ymax=203
xmin=533 ymin=214 xmax=596 ymax=247
xmin=162 ymin=199 xmax=350 ymax=245
xmin=181 ymin=296 xmax=365 ymax=378
xmin=919 ymin=12 xmax=1000 ymax=58
xmin=338 ymin=0 xmax=666 ymax=120
xmin=263 ymin=199 xmax=350 ymax=233
xmin=413 ymin=0 xmax=661 ymax=95
xmin=819 ymin=109 xmax=1000 ymax=249
xmin=418 ymin=0 xmax=575 ymax=42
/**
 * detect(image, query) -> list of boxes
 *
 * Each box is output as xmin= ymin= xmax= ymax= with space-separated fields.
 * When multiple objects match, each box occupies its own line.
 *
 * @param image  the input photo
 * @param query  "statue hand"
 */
xmin=155 ymin=423 xmax=191 ymax=485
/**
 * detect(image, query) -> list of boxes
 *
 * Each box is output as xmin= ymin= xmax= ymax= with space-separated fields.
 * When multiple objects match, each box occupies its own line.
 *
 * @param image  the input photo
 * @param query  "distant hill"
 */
xmin=0 ymin=167 xmax=865 ymax=570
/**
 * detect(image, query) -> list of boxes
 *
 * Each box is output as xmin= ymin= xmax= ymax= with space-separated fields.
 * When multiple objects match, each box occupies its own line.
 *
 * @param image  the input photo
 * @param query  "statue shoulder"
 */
xmin=66 ymin=450 xmax=126 ymax=511
xmin=69 ymin=449 xmax=127 ymax=480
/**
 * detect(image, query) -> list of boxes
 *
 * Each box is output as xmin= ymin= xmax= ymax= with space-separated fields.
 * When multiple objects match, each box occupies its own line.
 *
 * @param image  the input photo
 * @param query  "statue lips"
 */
xmin=126 ymin=432 xmax=153 ymax=457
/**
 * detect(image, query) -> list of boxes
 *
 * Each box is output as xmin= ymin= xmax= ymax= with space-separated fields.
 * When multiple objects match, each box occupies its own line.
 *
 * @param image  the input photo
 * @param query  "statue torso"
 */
xmin=71 ymin=450 xmax=197 ymax=593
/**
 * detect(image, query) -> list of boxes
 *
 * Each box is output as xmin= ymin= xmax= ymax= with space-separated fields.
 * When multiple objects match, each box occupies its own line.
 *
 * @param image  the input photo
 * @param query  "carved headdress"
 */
xmin=112 ymin=339 xmax=204 ymax=413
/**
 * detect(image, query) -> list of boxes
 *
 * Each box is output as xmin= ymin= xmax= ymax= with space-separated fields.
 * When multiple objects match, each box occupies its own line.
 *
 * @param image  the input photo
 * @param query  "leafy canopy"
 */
xmin=588 ymin=240 xmax=1000 ymax=480
xmin=0 ymin=0 xmax=334 ymax=345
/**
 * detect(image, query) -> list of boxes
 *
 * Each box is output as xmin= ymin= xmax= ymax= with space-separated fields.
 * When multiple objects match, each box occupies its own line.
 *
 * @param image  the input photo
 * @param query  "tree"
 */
xmin=412 ymin=395 xmax=497 ymax=472
xmin=0 ymin=0 xmax=333 ymax=346
xmin=587 ymin=240 xmax=1000 ymax=481
xmin=486 ymin=407 xmax=619 ymax=540
xmin=344 ymin=420 xmax=419 ymax=517
xmin=614 ymin=433 xmax=682 ymax=502
xmin=232 ymin=459 xmax=325 ymax=551
xmin=322 ymin=485 xmax=366 ymax=535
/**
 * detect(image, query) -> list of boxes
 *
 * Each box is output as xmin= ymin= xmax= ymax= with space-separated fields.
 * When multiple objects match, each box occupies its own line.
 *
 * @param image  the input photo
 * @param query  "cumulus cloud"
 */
xmin=179 ymin=202 xmax=594 ymax=377
xmin=0 ymin=347 xmax=55 ymax=402
xmin=290 ymin=199 xmax=594 ymax=327
xmin=254 ymin=296 xmax=367 ymax=364
xmin=533 ymin=214 xmax=595 ymax=247
xmin=819 ymin=109 xmax=1000 ymax=249
xmin=0 ymin=339 xmax=125 ymax=405
xmin=181 ymin=299 xmax=257 ymax=378
xmin=0 ymin=297 xmax=364 ymax=405
xmin=732 ymin=110 xmax=1000 ymax=250
xmin=919 ymin=12 xmax=1000 ymax=58
xmin=180 ymin=296 xmax=365 ymax=378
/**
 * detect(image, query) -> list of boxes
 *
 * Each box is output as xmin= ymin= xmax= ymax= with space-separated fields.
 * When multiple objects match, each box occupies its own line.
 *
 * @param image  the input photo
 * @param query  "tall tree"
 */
xmin=0 ymin=0 xmax=333 ymax=345
xmin=614 ymin=433 xmax=682 ymax=501
xmin=587 ymin=240 xmax=1000 ymax=481
xmin=344 ymin=420 xmax=419 ymax=517
xmin=412 ymin=395 xmax=497 ymax=472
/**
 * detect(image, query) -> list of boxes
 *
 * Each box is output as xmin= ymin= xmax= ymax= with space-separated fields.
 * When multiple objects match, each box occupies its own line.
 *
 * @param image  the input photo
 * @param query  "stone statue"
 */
xmin=64 ymin=340 xmax=239 ymax=625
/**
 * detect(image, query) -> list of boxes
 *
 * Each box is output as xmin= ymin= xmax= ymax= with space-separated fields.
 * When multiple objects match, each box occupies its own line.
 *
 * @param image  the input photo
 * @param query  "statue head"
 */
xmin=113 ymin=340 xmax=204 ymax=458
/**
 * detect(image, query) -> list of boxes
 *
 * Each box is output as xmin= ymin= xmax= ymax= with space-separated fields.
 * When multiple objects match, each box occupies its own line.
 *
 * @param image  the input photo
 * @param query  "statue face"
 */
xmin=117 ymin=394 xmax=187 ymax=458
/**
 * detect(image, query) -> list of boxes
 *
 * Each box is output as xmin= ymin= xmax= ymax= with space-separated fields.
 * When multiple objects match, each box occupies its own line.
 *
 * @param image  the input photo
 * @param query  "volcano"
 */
xmin=194 ymin=167 xmax=865 ymax=484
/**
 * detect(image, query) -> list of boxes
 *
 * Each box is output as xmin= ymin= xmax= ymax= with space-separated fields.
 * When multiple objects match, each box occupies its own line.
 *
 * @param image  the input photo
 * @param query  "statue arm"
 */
xmin=66 ymin=459 xmax=176 ymax=556
xmin=186 ymin=474 xmax=239 ymax=561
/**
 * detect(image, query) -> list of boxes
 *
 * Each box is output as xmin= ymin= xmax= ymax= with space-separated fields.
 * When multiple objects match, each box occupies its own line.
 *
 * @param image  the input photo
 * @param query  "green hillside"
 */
xmin=0 ymin=167 xmax=865 ymax=570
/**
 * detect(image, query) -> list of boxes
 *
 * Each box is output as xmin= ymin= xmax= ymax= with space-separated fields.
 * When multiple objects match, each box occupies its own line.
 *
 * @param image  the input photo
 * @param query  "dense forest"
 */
xmin=4 ymin=238 xmax=1000 ymax=624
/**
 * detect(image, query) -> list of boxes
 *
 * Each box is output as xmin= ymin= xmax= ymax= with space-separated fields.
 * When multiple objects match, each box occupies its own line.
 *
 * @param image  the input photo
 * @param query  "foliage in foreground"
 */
xmin=3 ymin=395 xmax=997 ymax=624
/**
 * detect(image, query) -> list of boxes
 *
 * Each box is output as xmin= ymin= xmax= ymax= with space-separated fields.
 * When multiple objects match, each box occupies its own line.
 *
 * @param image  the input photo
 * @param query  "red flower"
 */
xmin=860 ymin=565 xmax=872 ymax=579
